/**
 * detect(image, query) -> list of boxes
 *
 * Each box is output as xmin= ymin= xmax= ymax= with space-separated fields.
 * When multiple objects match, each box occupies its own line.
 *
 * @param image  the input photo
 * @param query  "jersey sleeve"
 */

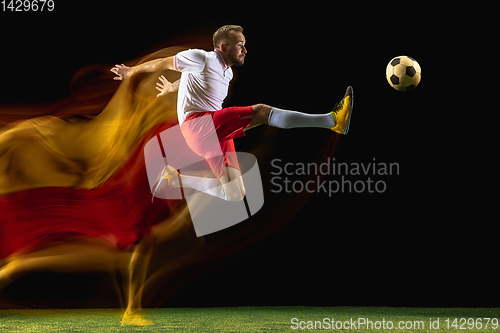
xmin=173 ymin=49 xmax=207 ymax=73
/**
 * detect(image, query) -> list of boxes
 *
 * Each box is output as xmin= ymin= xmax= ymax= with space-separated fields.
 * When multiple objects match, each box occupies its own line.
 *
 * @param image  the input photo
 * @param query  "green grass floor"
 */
xmin=1 ymin=307 xmax=499 ymax=332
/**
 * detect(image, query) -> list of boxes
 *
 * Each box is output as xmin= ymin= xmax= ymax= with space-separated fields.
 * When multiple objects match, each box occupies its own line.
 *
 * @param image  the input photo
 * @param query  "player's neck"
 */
xmin=215 ymin=48 xmax=232 ymax=68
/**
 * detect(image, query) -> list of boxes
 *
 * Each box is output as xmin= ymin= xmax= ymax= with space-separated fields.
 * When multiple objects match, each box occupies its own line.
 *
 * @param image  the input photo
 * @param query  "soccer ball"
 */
xmin=386 ymin=56 xmax=421 ymax=91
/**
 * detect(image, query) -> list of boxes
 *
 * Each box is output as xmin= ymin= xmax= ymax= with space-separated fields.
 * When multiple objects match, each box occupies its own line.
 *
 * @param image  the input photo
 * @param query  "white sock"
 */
xmin=267 ymin=107 xmax=335 ymax=129
xmin=174 ymin=174 xmax=228 ymax=200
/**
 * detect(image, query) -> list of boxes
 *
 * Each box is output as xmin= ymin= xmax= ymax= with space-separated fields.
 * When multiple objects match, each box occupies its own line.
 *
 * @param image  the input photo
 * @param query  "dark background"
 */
xmin=1 ymin=3 xmax=493 ymax=308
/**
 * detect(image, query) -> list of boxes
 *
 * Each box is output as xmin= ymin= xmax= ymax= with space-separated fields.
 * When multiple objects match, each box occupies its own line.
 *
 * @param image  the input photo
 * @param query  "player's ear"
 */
xmin=219 ymin=43 xmax=228 ymax=53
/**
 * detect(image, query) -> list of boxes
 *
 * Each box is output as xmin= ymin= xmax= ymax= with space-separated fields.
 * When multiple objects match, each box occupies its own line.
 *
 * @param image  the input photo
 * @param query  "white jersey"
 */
xmin=173 ymin=49 xmax=233 ymax=125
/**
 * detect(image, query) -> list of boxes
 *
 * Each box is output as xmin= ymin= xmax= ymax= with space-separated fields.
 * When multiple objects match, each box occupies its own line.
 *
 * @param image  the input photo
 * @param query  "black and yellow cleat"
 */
xmin=330 ymin=86 xmax=354 ymax=135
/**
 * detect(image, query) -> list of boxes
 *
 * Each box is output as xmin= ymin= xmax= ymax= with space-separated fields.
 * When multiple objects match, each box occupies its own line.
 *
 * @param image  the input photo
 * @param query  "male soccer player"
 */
xmin=111 ymin=25 xmax=353 ymax=203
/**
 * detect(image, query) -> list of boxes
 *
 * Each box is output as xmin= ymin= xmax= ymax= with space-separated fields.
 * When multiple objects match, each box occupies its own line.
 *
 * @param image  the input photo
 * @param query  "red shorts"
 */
xmin=180 ymin=106 xmax=253 ymax=179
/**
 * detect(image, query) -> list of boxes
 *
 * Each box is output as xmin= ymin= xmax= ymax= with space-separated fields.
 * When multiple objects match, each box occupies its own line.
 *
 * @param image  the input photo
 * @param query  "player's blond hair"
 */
xmin=213 ymin=25 xmax=244 ymax=49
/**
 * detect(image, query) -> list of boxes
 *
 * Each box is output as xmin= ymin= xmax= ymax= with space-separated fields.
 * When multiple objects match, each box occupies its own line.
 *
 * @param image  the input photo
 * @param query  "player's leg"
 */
xmin=245 ymin=86 xmax=354 ymax=135
xmin=218 ymin=166 xmax=245 ymax=202
xmin=244 ymin=104 xmax=273 ymax=131
xmin=156 ymin=165 xmax=244 ymax=202
xmin=154 ymin=123 xmax=247 ymax=202
xmin=121 ymin=236 xmax=154 ymax=326
xmin=172 ymin=170 xmax=227 ymax=200
xmin=245 ymin=103 xmax=334 ymax=130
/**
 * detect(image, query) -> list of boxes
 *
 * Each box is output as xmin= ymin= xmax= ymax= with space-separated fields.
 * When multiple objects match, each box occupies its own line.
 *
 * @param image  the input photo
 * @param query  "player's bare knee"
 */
xmin=252 ymin=104 xmax=272 ymax=124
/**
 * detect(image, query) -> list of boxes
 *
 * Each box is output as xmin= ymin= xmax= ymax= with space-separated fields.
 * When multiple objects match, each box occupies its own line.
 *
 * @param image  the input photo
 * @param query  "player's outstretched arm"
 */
xmin=111 ymin=56 xmax=175 ymax=81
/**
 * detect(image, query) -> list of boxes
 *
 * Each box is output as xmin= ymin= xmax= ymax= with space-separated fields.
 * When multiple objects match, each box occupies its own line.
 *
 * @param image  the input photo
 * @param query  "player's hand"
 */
xmin=156 ymin=75 xmax=172 ymax=97
xmin=110 ymin=64 xmax=131 ymax=81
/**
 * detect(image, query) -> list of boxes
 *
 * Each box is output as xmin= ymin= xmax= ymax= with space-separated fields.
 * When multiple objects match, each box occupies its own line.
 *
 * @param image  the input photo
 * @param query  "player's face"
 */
xmin=225 ymin=32 xmax=247 ymax=66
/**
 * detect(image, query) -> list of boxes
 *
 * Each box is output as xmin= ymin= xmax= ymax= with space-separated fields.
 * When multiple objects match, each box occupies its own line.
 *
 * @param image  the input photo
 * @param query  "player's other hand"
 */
xmin=110 ymin=64 xmax=131 ymax=81
xmin=156 ymin=75 xmax=172 ymax=97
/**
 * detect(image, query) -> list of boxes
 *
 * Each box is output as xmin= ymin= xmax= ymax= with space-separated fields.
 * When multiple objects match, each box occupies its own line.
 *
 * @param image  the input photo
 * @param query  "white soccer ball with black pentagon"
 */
xmin=386 ymin=56 xmax=421 ymax=91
